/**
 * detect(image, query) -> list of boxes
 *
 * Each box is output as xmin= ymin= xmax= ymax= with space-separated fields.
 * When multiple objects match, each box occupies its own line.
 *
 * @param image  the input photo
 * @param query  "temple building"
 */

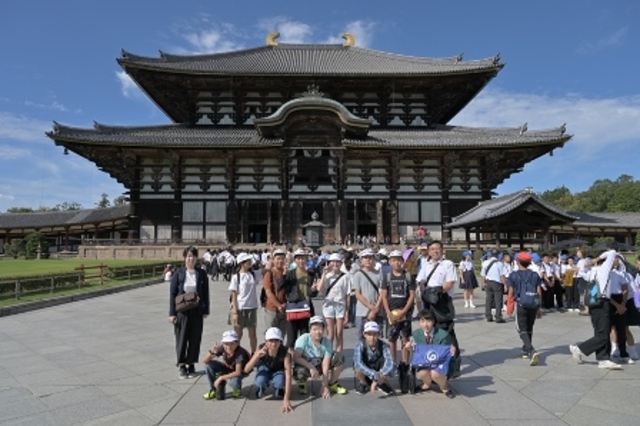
xmin=47 ymin=33 xmax=571 ymax=245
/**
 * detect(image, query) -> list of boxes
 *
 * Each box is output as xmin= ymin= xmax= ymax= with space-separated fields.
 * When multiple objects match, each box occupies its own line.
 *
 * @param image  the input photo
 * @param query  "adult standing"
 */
xmin=416 ymin=240 xmax=460 ymax=361
xmin=169 ymin=246 xmax=210 ymax=379
xmin=569 ymin=246 xmax=622 ymax=369
xmin=481 ymin=249 xmax=506 ymax=323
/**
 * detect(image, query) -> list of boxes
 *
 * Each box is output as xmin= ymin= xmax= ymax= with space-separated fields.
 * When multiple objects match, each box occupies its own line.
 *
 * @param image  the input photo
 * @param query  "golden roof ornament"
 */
xmin=342 ymin=32 xmax=355 ymax=47
xmin=266 ymin=32 xmax=280 ymax=46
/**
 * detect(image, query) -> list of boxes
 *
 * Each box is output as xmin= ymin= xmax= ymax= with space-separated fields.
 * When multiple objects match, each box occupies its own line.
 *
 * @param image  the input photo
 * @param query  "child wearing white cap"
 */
xmin=292 ymin=316 xmax=347 ymax=398
xmin=244 ymin=327 xmax=293 ymax=413
xmin=317 ymin=253 xmax=350 ymax=355
xmin=353 ymin=321 xmax=395 ymax=396
xmin=229 ymin=252 xmax=259 ymax=354
xmin=202 ymin=330 xmax=250 ymax=401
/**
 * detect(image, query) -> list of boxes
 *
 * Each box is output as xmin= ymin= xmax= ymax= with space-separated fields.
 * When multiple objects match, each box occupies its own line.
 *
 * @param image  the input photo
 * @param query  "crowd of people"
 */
xmin=167 ymin=241 xmax=640 ymax=413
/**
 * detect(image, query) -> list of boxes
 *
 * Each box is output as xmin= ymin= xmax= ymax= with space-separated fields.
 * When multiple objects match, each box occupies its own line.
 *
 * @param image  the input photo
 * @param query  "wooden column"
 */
xmin=465 ymin=228 xmax=471 ymax=249
xmin=279 ymin=200 xmax=285 ymax=245
xmin=240 ymin=200 xmax=247 ymax=243
xmin=334 ymin=200 xmax=342 ymax=244
xmin=267 ymin=200 xmax=272 ymax=244
xmin=353 ymin=199 xmax=358 ymax=240
xmin=170 ymin=154 xmax=183 ymax=243
xmin=376 ymin=199 xmax=384 ymax=244
xmin=128 ymin=157 xmax=141 ymax=242
xmin=388 ymin=201 xmax=399 ymax=244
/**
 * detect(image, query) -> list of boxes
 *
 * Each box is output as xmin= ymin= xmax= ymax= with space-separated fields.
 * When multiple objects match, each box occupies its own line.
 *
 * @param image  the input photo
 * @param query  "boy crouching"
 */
xmin=353 ymin=321 xmax=396 ymax=396
xmin=202 ymin=330 xmax=250 ymax=400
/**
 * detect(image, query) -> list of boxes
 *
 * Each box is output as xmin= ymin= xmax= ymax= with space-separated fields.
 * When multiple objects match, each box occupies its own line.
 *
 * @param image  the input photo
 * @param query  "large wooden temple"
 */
xmin=47 ymin=33 xmax=571 ymax=245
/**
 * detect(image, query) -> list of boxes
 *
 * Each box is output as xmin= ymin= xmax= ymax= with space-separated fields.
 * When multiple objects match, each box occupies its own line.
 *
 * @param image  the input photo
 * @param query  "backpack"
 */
xmin=516 ymin=271 xmax=540 ymax=309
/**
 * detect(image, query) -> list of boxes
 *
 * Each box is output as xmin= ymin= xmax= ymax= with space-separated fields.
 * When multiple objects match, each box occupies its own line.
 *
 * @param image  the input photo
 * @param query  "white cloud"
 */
xmin=453 ymin=88 xmax=640 ymax=160
xmin=170 ymin=17 xmax=245 ymax=54
xmin=577 ymin=26 xmax=628 ymax=55
xmin=0 ymin=194 xmax=15 ymax=201
xmin=24 ymin=100 xmax=68 ymax=112
xmin=258 ymin=17 xmax=313 ymax=44
xmin=115 ymin=70 xmax=143 ymax=99
xmin=0 ymin=111 xmax=50 ymax=143
xmin=0 ymin=145 xmax=31 ymax=159
xmin=325 ymin=20 xmax=376 ymax=48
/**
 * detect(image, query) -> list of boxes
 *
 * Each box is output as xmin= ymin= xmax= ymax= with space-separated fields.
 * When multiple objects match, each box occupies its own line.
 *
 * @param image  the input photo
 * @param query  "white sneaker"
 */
xmin=469 ymin=302 xmax=476 ymax=309
xmin=464 ymin=301 xmax=469 ymax=309
xmin=627 ymin=347 xmax=639 ymax=361
xmin=598 ymin=360 xmax=622 ymax=370
xmin=622 ymin=357 xmax=635 ymax=365
xmin=569 ymin=344 xmax=583 ymax=364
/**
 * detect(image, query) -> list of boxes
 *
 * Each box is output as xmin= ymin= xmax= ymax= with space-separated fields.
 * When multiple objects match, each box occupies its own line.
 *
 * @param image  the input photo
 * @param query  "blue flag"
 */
xmin=411 ymin=344 xmax=451 ymax=375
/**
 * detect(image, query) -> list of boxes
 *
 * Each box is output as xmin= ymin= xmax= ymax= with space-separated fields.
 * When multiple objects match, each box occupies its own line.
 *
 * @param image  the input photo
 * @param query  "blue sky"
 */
xmin=1 ymin=0 xmax=639 ymax=212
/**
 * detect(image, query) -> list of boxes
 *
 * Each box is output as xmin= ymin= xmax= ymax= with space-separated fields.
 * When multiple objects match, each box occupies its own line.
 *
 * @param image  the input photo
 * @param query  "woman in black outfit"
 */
xmin=169 ymin=246 xmax=210 ymax=378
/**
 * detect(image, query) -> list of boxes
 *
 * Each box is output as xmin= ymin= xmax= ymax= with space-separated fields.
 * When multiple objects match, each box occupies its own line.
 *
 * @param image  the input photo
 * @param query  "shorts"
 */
xmin=294 ymin=353 xmax=344 ymax=381
xmin=386 ymin=319 xmax=412 ymax=341
xmin=626 ymin=299 xmax=640 ymax=326
xmin=322 ymin=301 xmax=346 ymax=319
xmin=234 ymin=308 xmax=257 ymax=329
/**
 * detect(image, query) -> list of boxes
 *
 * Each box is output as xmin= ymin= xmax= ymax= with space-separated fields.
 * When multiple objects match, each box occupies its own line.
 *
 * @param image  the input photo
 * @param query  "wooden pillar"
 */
xmin=388 ymin=201 xmax=399 ymax=244
xmin=353 ymin=199 xmax=358 ymax=240
xmin=171 ymin=155 xmax=183 ymax=243
xmin=441 ymin=190 xmax=451 ymax=243
xmin=64 ymin=227 xmax=70 ymax=251
xmin=465 ymin=228 xmax=471 ymax=250
xmin=334 ymin=200 xmax=342 ymax=244
xmin=240 ymin=200 xmax=247 ymax=243
xmin=267 ymin=200 xmax=272 ymax=244
xmin=279 ymin=200 xmax=285 ymax=245
xmin=128 ymin=157 xmax=141 ymax=242
xmin=376 ymin=199 xmax=383 ymax=244
xmin=475 ymin=230 xmax=481 ymax=250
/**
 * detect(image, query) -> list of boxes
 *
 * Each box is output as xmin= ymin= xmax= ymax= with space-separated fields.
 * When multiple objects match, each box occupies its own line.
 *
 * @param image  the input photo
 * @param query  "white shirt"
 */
xmin=481 ymin=257 xmax=502 ymax=282
xmin=576 ymin=259 xmax=590 ymax=279
xmin=501 ymin=262 xmax=513 ymax=278
xmin=608 ymin=269 xmax=627 ymax=297
xmin=184 ymin=270 xmax=197 ymax=293
xmin=322 ymin=271 xmax=350 ymax=304
xmin=417 ymin=258 xmax=456 ymax=296
xmin=203 ymin=252 xmax=212 ymax=263
xmin=596 ymin=250 xmax=618 ymax=293
xmin=229 ymin=270 xmax=258 ymax=309
xmin=528 ymin=263 xmax=541 ymax=275
xmin=458 ymin=260 xmax=474 ymax=272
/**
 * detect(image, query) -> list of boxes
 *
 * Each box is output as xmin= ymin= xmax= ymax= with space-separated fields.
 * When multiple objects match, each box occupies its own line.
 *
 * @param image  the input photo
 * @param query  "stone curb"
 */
xmin=0 ymin=278 xmax=164 ymax=318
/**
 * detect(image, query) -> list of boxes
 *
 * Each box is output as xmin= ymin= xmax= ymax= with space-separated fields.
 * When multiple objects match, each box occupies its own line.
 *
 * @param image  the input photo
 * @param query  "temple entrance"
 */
xmin=248 ymin=224 xmax=267 ymax=243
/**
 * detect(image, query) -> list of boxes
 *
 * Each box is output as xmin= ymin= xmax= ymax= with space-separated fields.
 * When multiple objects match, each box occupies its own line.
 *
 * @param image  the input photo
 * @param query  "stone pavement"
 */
xmin=1 ymin=278 xmax=640 ymax=425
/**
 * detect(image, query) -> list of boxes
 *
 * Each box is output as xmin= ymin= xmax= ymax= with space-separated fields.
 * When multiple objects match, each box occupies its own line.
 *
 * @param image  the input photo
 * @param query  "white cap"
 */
xmin=273 ymin=249 xmax=286 ymax=257
xmin=265 ymin=327 xmax=283 ymax=341
xmin=363 ymin=321 xmax=380 ymax=334
xmin=389 ymin=250 xmax=404 ymax=259
xmin=359 ymin=248 xmax=375 ymax=258
xmin=309 ymin=315 xmax=325 ymax=326
xmin=328 ymin=253 xmax=343 ymax=262
xmin=377 ymin=248 xmax=389 ymax=257
xmin=293 ymin=248 xmax=307 ymax=258
xmin=236 ymin=252 xmax=253 ymax=264
xmin=221 ymin=330 xmax=239 ymax=343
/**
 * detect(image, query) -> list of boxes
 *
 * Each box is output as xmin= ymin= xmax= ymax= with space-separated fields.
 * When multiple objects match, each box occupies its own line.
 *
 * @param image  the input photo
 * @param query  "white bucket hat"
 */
xmin=221 ymin=330 xmax=239 ymax=343
xmin=236 ymin=252 xmax=253 ymax=264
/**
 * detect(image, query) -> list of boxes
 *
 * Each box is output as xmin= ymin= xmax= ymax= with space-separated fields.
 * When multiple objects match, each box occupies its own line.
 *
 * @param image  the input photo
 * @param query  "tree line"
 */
xmin=539 ymin=174 xmax=640 ymax=212
xmin=5 ymin=193 xmax=127 ymax=214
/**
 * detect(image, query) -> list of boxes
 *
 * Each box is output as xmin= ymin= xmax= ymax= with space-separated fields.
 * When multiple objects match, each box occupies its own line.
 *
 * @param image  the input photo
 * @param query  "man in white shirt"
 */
xmin=570 ymin=246 xmax=622 ymax=370
xmin=416 ymin=240 xmax=460 ymax=360
xmin=480 ymin=249 xmax=505 ymax=323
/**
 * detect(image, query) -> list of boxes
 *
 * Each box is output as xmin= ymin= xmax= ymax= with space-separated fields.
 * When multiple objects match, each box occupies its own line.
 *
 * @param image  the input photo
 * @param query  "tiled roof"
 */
xmin=0 ymin=206 xmax=129 ymax=230
xmin=346 ymin=125 xmax=570 ymax=148
xmin=47 ymin=122 xmax=569 ymax=149
xmin=571 ymin=212 xmax=640 ymax=229
xmin=47 ymin=123 xmax=282 ymax=147
xmin=446 ymin=189 xmax=578 ymax=228
xmin=118 ymin=44 xmax=503 ymax=76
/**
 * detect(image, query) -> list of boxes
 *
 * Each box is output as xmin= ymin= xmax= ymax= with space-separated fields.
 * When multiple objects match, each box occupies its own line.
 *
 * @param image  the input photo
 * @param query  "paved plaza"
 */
xmin=1 ymin=278 xmax=639 ymax=425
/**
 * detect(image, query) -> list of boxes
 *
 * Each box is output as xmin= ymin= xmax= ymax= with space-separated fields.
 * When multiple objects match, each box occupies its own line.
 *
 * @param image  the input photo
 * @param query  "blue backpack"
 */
xmin=514 ymin=271 xmax=540 ymax=309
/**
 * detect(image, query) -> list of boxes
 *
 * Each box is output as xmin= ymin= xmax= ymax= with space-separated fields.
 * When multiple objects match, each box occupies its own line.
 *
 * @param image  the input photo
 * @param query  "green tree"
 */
xmin=24 ymin=233 xmax=49 ymax=258
xmin=112 ymin=195 xmax=128 ymax=206
xmin=539 ymin=186 xmax=575 ymax=210
xmin=6 ymin=207 xmax=34 ymax=213
xmin=96 ymin=193 xmax=110 ymax=208
xmin=6 ymin=239 xmax=25 ymax=259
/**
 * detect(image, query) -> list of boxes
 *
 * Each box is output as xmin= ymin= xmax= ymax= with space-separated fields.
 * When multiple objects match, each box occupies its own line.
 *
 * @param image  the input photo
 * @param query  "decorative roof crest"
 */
xmin=342 ymin=33 xmax=355 ymax=47
xmin=302 ymin=84 xmax=324 ymax=98
xmin=266 ymin=32 xmax=280 ymax=47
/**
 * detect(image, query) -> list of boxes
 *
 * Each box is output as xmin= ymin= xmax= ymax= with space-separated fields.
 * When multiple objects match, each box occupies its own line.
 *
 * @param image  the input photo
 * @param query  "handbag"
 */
xmin=285 ymin=300 xmax=311 ymax=321
xmin=175 ymin=291 xmax=200 ymax=313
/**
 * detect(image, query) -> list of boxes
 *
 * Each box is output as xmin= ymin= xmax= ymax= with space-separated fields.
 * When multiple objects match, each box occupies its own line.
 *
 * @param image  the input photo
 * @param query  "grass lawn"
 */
xmin=0 ymin=258 xmax=171 ymax=279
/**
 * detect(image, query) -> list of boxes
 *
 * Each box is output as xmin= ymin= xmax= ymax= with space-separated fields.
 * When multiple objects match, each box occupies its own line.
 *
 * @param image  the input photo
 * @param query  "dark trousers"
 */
xmin=436 ymin=321 xmax=460 ymax=357
xmin=515 ymin=305 xmax=537 ymax=353
xmin=542 ymin=284 xmax=554 ymax=309
xmin=578 ymin=300 xmax=611 ymax=361
xmin=286 ymin=318 xmax=309 ymax=349
xmin=553 ymin=283 xmax=564 ymax=309
xmin=485 ymin=280 xmax=504 ymax=320
xmin=174 ymin=309 xmax=204 ymax=365
xmin=565 ymin=281 xmax=580 ymax=309
xmin=610 ymin=294 xmax=628 ymax=358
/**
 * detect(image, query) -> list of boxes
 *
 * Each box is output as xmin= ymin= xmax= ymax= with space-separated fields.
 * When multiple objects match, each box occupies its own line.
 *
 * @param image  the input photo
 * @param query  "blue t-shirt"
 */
xmin=508 ymin=270 xmax=542 ymax=303
xmin=294 ymin=333 xmax=332 ymax=360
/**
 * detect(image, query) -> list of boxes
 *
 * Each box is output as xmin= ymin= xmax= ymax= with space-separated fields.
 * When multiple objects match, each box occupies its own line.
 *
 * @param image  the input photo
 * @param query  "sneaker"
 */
xmin=529 ymin=352 xmax=540 ymax=367
xmin=628 ymin=347 xmax=639 ymax=361
xmin=187 ymin=364 xmax=196 ymax=378
xmin=203 ymin=389 xmax=216 ymax=400
xmin=520 ymin=352 xmax=530 ymax=359
xmin=255 ymin=387 xmax=265 ymax=399
xmin=377 ymin=382 xmax=394 ymax=396
xmin=443 ymin=388 xmax=456 ymax=399
xmin=297 ymin=381 xmax=308 ymax=395
xmin=621 ymin=357 xmax=635 ymax=365
xmin=231 ymin=388 xmax=242 ymax=398
xmin=179 ymin=365 xmax=188 ymax=379
xmin=355 ymin=382 xmax=369 ymax=395
xmin=328 ymin=382 xmax=347 ymax=395
xmin=598 ymin=360 xmax=622 ymax=370
xmin=569 ymin=344 xmax=583 ymax=364
xmin=469 ymin=303 xmax=476 ymax=309
xmin=495 ymin=318 xmax=506 ymax=324
xmin=464 ymin=301 xmax=469 ymax=309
